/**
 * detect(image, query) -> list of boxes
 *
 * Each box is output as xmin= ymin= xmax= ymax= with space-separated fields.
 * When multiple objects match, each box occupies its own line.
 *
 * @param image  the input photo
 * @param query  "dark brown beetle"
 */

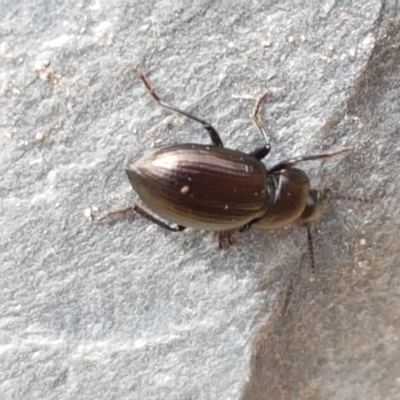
xmin=102 ymin=73 xmax=355 ymax=277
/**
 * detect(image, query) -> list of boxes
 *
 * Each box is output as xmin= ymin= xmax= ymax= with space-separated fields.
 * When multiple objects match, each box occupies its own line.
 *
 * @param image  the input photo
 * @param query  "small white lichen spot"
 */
xmin=43 ymin=35 xmax=73 ymax=48
xmin=35 ymin=131 xmax=45 ymax=141
xmin=360 ymin=33 xmax=375 ymax=52
xmin=0 ymin=42 xmax=10 ymax=56
xmin=84 ymin=208 xmax=93 ymax=219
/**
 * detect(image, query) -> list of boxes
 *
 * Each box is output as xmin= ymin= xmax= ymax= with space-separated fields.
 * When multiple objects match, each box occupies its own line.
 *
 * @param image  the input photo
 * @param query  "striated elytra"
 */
xmin=126 ymin=144 xmax=270 ymax=231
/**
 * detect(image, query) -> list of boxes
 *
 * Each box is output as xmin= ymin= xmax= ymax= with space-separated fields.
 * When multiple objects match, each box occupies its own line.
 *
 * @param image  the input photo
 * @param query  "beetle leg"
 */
xmin=268 ymin=147 xmax=353 ymax=173
xmin=133 ymin=203 xmax=186 ymax=232
xmin=139 ymin=72 xmax=224 ymax=147
xmin=250 ymin=91 xmax=272 ymax=160
xmin=97 ymin=204 xmax=185 ymax=232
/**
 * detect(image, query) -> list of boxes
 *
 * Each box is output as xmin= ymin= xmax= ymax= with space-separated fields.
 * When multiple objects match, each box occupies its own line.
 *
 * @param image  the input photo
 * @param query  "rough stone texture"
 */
xmin=0 ymin=1 xmax=399 ymax=399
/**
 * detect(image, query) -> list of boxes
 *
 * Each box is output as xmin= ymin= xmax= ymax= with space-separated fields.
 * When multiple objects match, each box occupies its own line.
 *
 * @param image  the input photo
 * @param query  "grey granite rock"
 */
xmin=1 ymin=1 xmax=399 ymax=399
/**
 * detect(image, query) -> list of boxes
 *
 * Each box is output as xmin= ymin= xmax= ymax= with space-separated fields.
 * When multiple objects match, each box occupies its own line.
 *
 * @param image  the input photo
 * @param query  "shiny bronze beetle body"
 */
xmin=126 ymin=74 xmax=349 ymax=232
xmin=106 ymin=73 xmax=353 ymax=276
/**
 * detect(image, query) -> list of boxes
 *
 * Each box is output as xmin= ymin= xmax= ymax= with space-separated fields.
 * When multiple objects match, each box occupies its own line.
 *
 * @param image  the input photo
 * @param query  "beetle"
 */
xmin=101 ymin=72 xmax=355 ymax=277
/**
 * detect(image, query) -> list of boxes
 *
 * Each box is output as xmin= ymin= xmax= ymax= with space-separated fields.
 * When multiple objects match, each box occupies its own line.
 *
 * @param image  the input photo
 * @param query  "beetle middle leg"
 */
xmin=249 ymin=91 xmax=272 ymax=161
xmin=139 ymin=72 xmax=224 ymax=147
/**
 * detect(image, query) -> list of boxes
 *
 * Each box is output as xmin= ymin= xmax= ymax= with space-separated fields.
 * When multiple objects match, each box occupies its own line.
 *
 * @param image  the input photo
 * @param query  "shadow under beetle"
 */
xmin=102 ymin=72 xmax=359 ymax=278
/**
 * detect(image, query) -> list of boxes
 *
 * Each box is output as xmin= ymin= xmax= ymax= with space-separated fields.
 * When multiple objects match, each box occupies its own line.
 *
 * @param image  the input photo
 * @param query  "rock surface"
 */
xmin=1 ymin=1 xmax=399 ymax=399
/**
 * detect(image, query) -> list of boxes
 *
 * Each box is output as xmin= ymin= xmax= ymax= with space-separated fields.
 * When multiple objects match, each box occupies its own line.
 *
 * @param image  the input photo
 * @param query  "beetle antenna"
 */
xmin=327 ymin=193 xmax=375 ymax=204
xmin=305 ymin=225 xmax=317 ymax=282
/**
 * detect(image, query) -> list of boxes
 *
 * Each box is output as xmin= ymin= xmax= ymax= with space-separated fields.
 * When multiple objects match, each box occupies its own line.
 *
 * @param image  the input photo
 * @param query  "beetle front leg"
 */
xmin=139 ymin=72 xmax=224 ymax=147
xmin=133 ymin=203 xmax=186 ymax=232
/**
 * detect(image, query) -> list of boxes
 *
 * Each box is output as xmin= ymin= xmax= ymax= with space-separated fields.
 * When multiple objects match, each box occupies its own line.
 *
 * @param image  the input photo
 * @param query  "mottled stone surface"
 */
xmin=1 ymin=1 xmax=399 ymax=399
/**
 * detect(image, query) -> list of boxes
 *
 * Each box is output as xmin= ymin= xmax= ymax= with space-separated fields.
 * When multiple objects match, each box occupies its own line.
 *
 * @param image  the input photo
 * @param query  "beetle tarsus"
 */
xmin=97 ymin=206 xmax=134 ymax=222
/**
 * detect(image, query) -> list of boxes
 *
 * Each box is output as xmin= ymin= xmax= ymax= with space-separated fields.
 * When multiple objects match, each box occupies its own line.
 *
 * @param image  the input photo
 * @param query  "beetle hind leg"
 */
xmin=133 ymin=203 xmax=186 ymax=232
xmin=97 ymin=206 xmax=135 ymax=222
xmin=139 ymin=72 xmax=224 ymax=147
xmin=98 ymin=203 xmax=186 ymax=232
